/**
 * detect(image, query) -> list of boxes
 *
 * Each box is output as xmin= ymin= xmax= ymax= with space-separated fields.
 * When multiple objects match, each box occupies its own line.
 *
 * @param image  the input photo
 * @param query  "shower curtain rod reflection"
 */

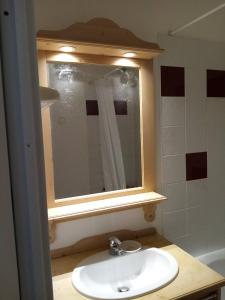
xmin=104 ymin=67 xmax=129 ymax=78
xmin=89 ymin=67 xmax=127 ymax=83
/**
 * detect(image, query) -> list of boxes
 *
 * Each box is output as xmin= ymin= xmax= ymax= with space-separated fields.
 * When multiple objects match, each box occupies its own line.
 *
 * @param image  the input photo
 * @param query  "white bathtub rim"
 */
xmin=197 ymin=248 xmax=225 ymax=266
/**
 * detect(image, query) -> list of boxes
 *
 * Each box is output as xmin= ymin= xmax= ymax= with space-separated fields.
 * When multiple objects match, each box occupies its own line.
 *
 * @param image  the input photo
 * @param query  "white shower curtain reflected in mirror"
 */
xmin=95 ymin=79 xmax=126 ymax=191
xmin=47 ymin=62 xmax=141 ymax=199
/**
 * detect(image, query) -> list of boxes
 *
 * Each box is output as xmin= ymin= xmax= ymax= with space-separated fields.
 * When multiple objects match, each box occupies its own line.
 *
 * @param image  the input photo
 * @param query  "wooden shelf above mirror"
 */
xmin=37 ymin=18 xmax=163 ymax=59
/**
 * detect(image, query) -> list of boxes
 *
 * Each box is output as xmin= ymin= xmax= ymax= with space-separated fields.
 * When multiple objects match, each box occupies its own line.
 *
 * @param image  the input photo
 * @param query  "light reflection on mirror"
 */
xmin=47 ymin=63 xmax=141 ymax=199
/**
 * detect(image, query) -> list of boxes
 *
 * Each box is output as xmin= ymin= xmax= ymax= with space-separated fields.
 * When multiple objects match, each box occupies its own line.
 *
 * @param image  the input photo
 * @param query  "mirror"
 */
xmin=47 ymin=62 xmax=142 ymax=199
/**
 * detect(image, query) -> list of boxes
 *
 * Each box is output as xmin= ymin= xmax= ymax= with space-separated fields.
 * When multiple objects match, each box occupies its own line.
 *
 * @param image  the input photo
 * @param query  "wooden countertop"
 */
xmin=52 ymin=234 xmax=225 ymax=300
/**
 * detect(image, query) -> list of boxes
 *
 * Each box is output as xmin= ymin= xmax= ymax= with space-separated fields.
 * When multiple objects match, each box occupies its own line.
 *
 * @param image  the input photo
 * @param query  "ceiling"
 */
xmin=34 ymin=0 xmax=225 ymax=43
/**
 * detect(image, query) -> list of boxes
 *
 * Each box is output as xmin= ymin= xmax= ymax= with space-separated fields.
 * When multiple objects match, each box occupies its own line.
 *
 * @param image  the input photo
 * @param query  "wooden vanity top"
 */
xmin=52 ymin=234 xmax=225 ymax=300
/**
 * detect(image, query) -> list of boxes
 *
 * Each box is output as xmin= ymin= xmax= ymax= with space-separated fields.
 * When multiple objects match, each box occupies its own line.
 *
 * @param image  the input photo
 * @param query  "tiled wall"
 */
xmin=156 ymin=34 xmax=225 ymax=256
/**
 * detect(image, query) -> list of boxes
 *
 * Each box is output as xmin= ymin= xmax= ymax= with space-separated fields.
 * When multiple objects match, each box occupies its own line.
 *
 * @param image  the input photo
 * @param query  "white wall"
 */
xmin=34 ymin=0 xmax=225 ymax=43
xmin=51 ymin=209 xmax=161 ymax=249
xmin=34 ymin=1 xmax=225 ymax=255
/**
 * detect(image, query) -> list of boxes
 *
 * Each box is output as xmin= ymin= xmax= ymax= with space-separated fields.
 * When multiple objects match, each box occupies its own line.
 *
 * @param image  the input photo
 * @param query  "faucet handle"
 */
xmin=109 ymin=237 xmax=142 ymax=256
xmin=109 ymin=236 xmax=122 ymax=247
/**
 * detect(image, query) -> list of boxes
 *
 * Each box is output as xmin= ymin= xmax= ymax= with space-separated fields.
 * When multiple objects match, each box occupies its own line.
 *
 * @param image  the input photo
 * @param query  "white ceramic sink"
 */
xmin=72 ymin=247 xmax=179 ymax=299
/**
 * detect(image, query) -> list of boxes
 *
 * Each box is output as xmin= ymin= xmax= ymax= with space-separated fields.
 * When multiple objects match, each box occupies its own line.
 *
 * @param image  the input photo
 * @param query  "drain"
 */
xmin=118 ymin=286 xmax=130 ymax=293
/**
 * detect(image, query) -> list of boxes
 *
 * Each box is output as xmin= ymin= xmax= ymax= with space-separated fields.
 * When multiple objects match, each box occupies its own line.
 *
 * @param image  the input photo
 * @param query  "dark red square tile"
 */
xmin=186 ymin=152 xmax=207 ymax=181
xmin=114 ymin=100 xmax=127 ymax=115
xmin=207 ymin=69 xmax=225 ymax=97
xmin=86 ymin=100 xmax=99 ymax=115
xmin=161 ymin=66 xmax=185 ymax=97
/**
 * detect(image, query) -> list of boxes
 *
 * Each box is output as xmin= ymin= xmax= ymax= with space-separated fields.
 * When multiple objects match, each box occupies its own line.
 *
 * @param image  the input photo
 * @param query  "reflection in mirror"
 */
xmin=47 ymin=63 xmax=142 ymax=199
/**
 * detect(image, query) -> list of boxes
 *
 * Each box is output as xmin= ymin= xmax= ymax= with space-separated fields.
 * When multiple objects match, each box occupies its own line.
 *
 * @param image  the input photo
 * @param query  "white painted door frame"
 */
xmin=0 ymin=0 xmax=53 ymax=299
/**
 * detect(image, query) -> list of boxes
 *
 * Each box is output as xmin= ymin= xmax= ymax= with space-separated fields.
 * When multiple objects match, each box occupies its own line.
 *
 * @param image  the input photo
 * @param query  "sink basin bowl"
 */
xmin=72 ymin=247 xmax=179 ymax=299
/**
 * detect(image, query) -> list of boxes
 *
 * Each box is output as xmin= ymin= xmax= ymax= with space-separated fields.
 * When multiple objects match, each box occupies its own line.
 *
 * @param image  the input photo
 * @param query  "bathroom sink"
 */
xmin=71 ymin=247 xmax=179 ymax=299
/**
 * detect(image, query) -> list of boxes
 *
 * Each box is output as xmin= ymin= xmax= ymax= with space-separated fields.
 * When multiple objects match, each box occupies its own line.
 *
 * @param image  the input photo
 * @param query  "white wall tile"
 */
xmin=186 ymin=97 xmax=206 ymax=122
xmin=207 ymin=221 xmax=225 ymax=253
xmin=163 ymin=182 xmax=186 ymax=212
xmin=175 ymin=231 xmax=208 ymax=257
xmin=162 ymin=126 xmax=185 ymax=156
xmin=186 ymin=98 xmax=207 ymax=153
xmin=162 ymin=210 xmax=186 ymax=240
xmin=186 ymin=123 xmax=207 ymax=153
xmin=206 ymin=179 xmax=225 ymax=227
xmin=186 ymin=179 xmax=208 ymax=207
xmin=185 ymin=67 xmax=206 ymax=99
xmin=163 ymin=155 xmax=185 ymax=184
xmin=207 ymin=100 xmax=225 ymax=179
xmin=173 ymin=235 xmax=192 ymax=252
xmin=162 ymin=98 xmax=185 ymax=127
xmin=186 ymin=206 xmax=205 ymax=235
xmin=208 ymin=148 xmax=225 ymax=180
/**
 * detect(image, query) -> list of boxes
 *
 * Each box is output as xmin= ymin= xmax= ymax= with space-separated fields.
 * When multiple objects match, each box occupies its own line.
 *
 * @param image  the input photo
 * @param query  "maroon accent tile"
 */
xmin=207 ymin=69 xmax=225 ymax=97
xmin=186 ymin=152 xmax=207 ymax=181
xmin=86 ymin=100 xmax=99 ymax=115
xmin=114 ymin=100 xmax=127 ymax=115
xmin=161 ymin=66 xmax=185 ymax=97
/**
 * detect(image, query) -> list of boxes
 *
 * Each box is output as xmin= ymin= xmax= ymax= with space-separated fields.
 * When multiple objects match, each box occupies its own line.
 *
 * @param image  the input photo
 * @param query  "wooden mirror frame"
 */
xmin=37 ymin=19 xmax=166 ymax=231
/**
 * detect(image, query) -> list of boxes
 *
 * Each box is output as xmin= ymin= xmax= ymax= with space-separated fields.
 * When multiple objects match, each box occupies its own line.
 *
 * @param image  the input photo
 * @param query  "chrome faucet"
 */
xmin=109 ymin=236 xmax=124 ymax=256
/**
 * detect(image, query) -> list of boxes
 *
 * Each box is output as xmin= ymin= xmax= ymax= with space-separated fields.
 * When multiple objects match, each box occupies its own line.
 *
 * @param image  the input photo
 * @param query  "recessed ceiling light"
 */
xmin=123 ymin=52 xmax=137 ymax=58
xmin=59 ymin=46 xmax=76 ymax=53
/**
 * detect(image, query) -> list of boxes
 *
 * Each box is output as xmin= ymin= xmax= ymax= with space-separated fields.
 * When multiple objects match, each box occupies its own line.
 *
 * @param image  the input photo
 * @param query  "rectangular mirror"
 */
xmin=46 ymin=62 xmax=142 ymax=199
